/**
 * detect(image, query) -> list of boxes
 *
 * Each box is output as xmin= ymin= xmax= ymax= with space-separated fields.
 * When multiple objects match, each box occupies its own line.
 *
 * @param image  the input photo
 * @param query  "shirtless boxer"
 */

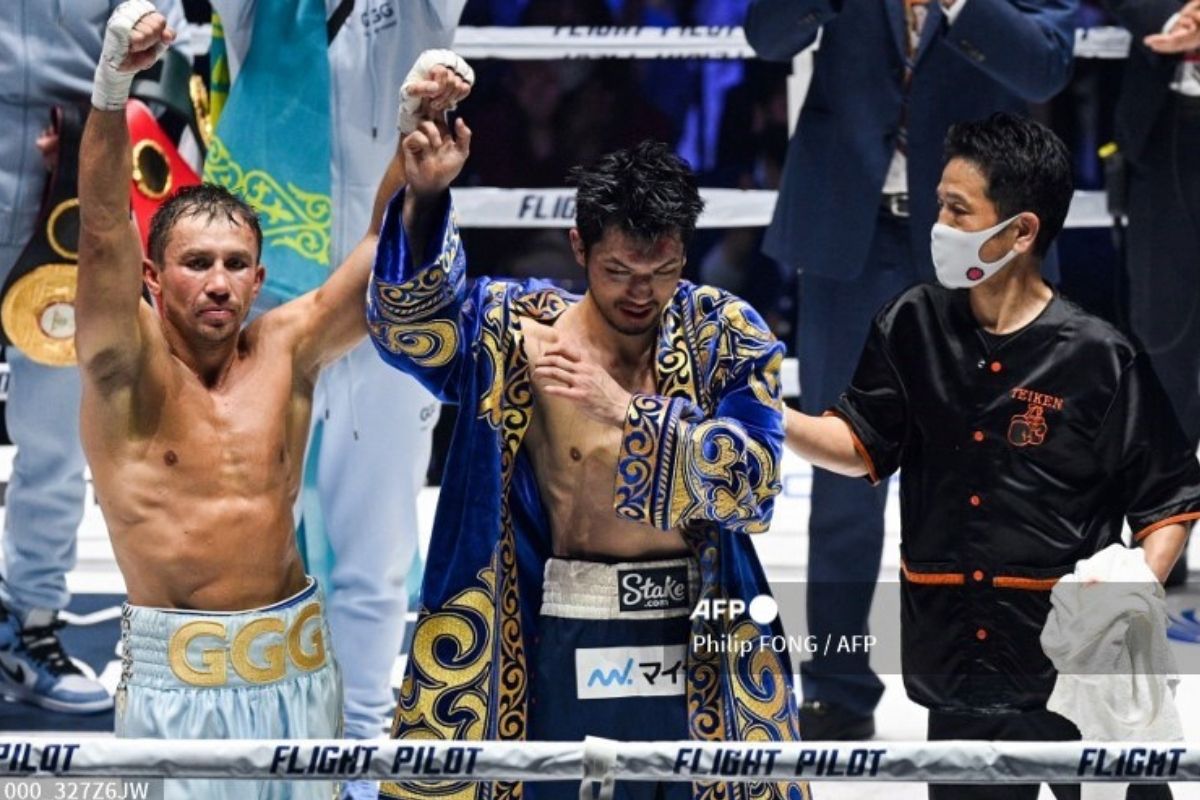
xmin=370 ymin=131 xmax=803 ymax=800
xmin=76 ymin=3 xmax=469 ymax=797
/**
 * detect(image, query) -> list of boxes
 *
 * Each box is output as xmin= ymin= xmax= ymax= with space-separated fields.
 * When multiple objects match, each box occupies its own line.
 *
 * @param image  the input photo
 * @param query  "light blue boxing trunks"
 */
xmin=116 ymin=577 xmax=342 ymax=800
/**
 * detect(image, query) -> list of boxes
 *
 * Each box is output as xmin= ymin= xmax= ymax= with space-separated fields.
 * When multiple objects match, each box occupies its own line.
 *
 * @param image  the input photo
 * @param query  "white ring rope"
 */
xmin=451 ymin=187 xmax=1112 ymax=230
xmin=444 ymin=25 xmax=1124 ymax=232
xmin=450 ymin=26 xmax=1133 ymax=60
xmin=0 ymin=738 xmax=1193 ymax=783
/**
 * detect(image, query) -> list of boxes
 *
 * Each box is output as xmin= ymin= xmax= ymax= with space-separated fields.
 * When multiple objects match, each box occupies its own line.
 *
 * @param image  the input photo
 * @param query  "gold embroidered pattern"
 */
xmin=657 ymin=304 xmax=701 ymax=406
xmin=476 ymin=283 xmax=512 ymax=429
xmin=370 ymin=319 xmax=459 ymax=368
xmin=372 ymin=225 xmax=466 ymax=370
xmin=166 ymin=605 xmax=329 ymax=688
xmin=168 ymin=621 xmax=227 ymax=687
xmin=386 ymin=573 xmax=496 ymax=800
xmin=390 ymin=280 xmax=560 ymax=800
xmin=675 ymin=422 xmax=777 ymax=534
xmin=203 ymin=135 xmax=331 ymax=266
xmin=692 ymin=289 xmax=780 ymax=399
xmin=385 ymin=272 xmax=800 ymax=800
xmin=614 ymin=394 xmax=675 ymax=528
xmin=373 ymin=224 xmax=463 ymax=324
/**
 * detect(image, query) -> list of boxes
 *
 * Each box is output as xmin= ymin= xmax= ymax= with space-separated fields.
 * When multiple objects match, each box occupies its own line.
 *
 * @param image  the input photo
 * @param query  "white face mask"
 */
xmin=930 ymin=214 xmax=1020 ymax=289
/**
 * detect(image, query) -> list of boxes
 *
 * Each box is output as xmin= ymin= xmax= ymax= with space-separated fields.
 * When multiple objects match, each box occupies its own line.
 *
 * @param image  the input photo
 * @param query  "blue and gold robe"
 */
xmin=368 ymin=192 xmax=809 ymax=800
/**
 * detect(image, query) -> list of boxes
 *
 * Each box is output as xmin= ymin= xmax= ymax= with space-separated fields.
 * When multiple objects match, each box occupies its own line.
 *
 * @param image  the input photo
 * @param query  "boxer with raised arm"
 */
xmin=76 ymin=3 xmax=469 ymax=797
xmin=369 ymin=130 xmax=806 ymax=799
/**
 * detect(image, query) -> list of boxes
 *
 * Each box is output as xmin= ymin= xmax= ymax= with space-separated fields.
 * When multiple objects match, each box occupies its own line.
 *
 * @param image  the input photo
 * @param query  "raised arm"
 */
xmin=287 ymin=53 xmax=473 ymax=376
xmin=744 ymin=0 xmax=838 ymax=62
xmin=941 ymin=0 xmax=1077 ymax=102
xmin=368 ymin=55 xmax=487 ymax=404
xmin=77 ymin=1 xmax=174 ymax=387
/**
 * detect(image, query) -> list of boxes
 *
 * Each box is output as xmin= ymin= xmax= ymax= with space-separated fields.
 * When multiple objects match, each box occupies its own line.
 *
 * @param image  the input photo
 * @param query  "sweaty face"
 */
xmin=935 ymin=157 xmax=1015 ymax=264
xmin=577 ymin=227 xmax=685 ymax=336
xmin=146 ymin=214 xmax=263 ymax=345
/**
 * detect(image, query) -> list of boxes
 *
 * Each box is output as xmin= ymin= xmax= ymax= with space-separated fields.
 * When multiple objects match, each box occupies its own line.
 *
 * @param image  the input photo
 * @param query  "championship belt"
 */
xmin=0 ymin=105 xmax=86 ymax=366
xmin=126 ymin=98 xmax=201 ymax=252
xmin=128 ymin=48 xmax=203 ymax=251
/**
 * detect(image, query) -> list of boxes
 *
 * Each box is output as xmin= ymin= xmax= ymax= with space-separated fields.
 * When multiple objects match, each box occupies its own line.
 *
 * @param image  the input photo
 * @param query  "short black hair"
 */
xmin=569 ymin=140 xmax=705 ymax=253
xmin=943 ymin=113 xmax=1073 ymax=257
xmin=147 ymin=183 xmax=263 ymax=265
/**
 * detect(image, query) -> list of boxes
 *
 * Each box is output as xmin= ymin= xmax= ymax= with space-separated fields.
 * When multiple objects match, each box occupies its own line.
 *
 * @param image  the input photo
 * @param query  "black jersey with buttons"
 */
xmin=832 ymin=284 xmax=1200 ymax=713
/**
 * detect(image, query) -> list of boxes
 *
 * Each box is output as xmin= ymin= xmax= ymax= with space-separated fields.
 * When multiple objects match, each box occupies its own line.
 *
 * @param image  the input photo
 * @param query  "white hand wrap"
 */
xmin=91 ymin=0 xmax=165 ymax=111
xmin=397 ymin=49 xmax=475 ymax=135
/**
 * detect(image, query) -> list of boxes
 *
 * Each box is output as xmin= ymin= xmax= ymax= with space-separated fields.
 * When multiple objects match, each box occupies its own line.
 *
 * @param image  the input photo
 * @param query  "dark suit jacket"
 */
xmin=746 ymin=0 xmax=1076 ymax=282
xmin=1102 ymin=0 xmax=1186 ymax=165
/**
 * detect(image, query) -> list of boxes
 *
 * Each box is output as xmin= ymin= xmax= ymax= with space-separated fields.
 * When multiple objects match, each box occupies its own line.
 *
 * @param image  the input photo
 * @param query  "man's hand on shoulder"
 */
xmin=93 ymin=0 xmax=175 ymax=111
xmin=531 ymin=338 xmax=633 ymax=429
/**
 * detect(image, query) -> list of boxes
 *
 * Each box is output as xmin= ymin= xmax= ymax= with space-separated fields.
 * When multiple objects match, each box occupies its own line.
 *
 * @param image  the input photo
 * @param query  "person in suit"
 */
xmin=744 ymin=0 xmax=1077 ymax=739
xmin=1102 ymin=0 xmax=1200 ymax=587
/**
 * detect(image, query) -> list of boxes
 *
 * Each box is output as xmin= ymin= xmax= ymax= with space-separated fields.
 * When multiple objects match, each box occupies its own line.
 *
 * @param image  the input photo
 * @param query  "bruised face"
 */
xmin=143 ymin=214 xmax=264 ymax=346
xmin=572 ymin=226 xmax=685 ymax=336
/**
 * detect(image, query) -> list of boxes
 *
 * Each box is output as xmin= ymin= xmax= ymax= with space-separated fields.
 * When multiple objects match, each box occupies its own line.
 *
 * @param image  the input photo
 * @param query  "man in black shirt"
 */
xmin=786 ymin=113 xmax=1200 ymax=800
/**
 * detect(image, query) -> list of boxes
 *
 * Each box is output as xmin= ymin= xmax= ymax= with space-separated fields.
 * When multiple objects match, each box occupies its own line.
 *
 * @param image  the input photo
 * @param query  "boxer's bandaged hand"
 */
xmin=397 ymin=49 xmax=475 ymax=135
xmin=92 ymin=0 xmax=166 ymax=111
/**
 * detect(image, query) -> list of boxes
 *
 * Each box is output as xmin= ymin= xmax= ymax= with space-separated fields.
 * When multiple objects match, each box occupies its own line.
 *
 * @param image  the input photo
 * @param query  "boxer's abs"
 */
xmin=524 ymin=396 xmax=689 ymax=562
xmin=87 ymin=427 xmax=310 ymax=610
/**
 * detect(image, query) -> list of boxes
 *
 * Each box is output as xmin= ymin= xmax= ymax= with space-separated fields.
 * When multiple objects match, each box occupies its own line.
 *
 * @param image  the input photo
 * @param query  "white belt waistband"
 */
xmin=541 ymin=557 xmax=699 ymax=620
xmin=121 ymin=577 xmax=332 ymax=690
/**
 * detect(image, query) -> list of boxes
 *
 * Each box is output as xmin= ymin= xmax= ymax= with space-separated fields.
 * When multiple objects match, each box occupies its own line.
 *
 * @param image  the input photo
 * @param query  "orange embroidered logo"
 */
xmin=1008 ymin=404 xmax=1048 ymax=446
xmin=1007 ymin=387 xmax=1065 ymax=447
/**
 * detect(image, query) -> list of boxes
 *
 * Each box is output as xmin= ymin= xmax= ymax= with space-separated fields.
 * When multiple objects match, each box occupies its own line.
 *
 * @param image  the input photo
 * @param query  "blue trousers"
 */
xmin=796 ymin=211 xmax=917 ymax=717
xmin=0 ymin=243 xmax=87 ymax=616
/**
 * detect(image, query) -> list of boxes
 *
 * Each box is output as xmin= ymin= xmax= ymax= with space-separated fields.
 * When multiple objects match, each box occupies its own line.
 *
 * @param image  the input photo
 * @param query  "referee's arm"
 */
xmin=1140 ymin=524 xmax=1189 ymax=585
xmin=784 ymin=407 xmax=871 ymax=479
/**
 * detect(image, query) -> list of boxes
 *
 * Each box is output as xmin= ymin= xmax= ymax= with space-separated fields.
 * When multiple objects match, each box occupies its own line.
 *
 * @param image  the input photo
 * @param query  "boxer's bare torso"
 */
xmin=521 ymin=305 xmax=689 ymax=561
xmin=76 ymin=11 xmax=470 ymax=611
xmin=78 ymin=119 xmax=401 ymax=612
xmin=81 ymin=292 xmax=313 ymax=611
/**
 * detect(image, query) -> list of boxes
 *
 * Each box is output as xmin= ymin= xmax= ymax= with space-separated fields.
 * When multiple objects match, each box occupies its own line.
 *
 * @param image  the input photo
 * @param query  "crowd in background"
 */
xmin=154 ymin=0 xmax=1129 ymax=363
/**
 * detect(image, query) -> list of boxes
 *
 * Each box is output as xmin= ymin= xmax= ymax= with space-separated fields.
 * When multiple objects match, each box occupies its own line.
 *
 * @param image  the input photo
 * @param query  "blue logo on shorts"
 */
xmin=587 ymin=658 xmax=635 ymax=687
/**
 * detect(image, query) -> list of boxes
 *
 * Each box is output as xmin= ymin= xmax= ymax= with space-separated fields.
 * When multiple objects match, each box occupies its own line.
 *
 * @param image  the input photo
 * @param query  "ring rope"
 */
xmin=450 ymin=26 xmax=1133 ymax=60
xmin=450 ymin=187 xmax=1112 ymax=230
xmin=0 ymin=738 xmax=1193 ymax=783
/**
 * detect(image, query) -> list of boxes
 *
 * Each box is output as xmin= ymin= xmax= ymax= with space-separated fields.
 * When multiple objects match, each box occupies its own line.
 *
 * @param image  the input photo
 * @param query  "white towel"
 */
xmin=1041 ymin=543 xmax=1182 ymax=799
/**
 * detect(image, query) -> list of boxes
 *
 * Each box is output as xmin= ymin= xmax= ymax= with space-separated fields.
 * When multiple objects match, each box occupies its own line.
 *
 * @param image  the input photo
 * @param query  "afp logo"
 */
xmin=690 ymin=594 xmax=779 ymax=625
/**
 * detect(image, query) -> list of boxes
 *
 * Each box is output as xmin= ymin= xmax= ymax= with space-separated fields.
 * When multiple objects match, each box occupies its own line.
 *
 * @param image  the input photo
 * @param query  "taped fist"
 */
xmin=92 ymin=0 xmax=175 ymax=111
xmin=398 ymin=49 xmax=475 ymax=135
